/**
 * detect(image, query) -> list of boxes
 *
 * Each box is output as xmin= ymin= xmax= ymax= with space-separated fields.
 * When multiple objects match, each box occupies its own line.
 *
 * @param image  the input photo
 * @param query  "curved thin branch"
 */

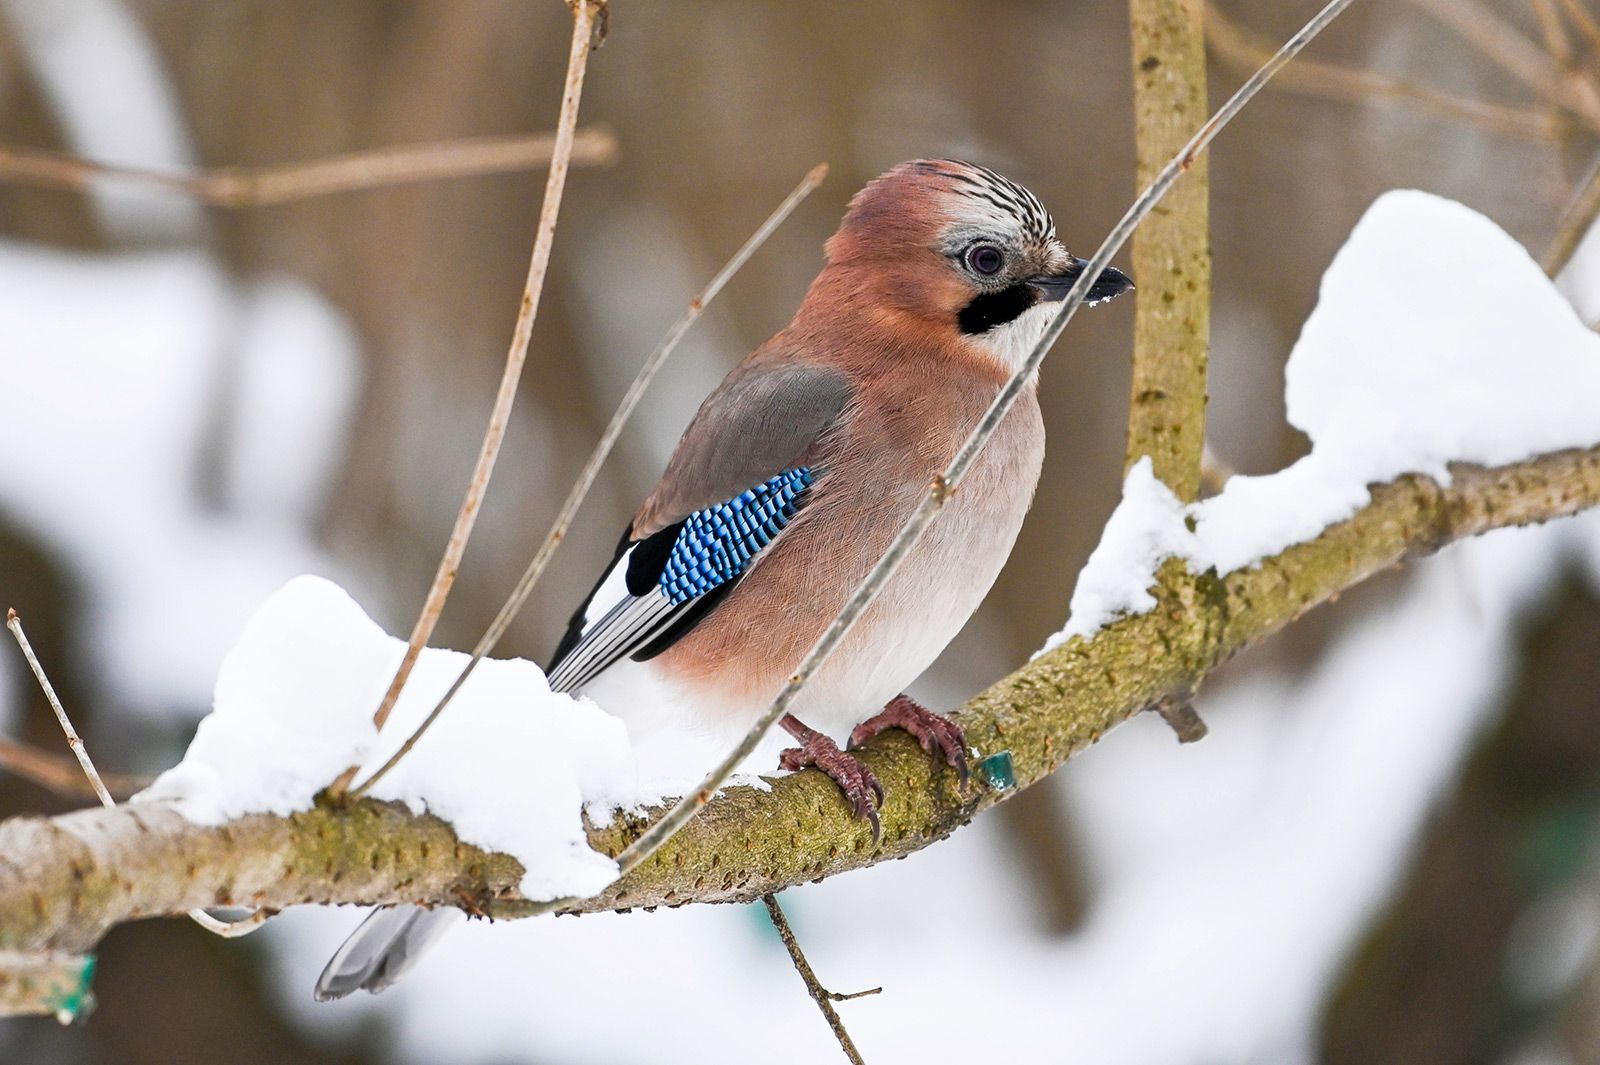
xmin=2 ymin=443 xmax=1597 ymax=988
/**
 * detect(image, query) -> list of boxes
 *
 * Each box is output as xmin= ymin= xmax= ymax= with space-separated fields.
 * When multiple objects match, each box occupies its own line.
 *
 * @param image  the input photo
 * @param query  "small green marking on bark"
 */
xmin=979 ymin=751 xmax=1016 ymax=791
xmin=51 ymin=954 xmax=95 ymax=1025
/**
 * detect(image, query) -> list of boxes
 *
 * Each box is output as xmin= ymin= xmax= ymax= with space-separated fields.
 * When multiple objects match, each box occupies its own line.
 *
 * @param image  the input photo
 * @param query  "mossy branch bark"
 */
xmin=1128 ymin=0 xmax=1211 ymax=499
xmin=4 ymin=442 xmax=1600 ymax=1018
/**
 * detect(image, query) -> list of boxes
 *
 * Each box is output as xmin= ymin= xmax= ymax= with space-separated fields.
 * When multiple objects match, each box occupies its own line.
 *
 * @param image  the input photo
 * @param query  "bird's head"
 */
xmin=819 ymin=159 xmax=1133 ymax=370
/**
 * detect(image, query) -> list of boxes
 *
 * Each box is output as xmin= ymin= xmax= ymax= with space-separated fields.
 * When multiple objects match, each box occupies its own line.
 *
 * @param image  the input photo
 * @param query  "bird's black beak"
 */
xmin=1030 ymin=257 xmax=1135 ymax=306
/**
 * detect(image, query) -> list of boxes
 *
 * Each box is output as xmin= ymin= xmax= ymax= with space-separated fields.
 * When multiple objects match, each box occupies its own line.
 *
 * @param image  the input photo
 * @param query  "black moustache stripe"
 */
xmin=958 ymin=283 xmax=1038 ymax=335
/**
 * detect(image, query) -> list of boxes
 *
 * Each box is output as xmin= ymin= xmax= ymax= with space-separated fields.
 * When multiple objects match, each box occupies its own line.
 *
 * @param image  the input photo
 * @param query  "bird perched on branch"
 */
xmin=317 ymin=158 xmax=1132 ymax=1000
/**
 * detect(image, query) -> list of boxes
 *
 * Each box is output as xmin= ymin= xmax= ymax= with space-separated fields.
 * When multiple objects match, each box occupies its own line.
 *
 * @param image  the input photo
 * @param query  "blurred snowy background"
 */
xmin=4 ymin=1 xmax=1600 ymax=1062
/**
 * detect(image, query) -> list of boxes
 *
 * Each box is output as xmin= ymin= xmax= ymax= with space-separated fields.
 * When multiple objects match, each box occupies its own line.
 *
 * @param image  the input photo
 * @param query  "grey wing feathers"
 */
xmin=633 ymin=362 xmax=852 ymax=535
xmin=314 ymin=905 xmax=463 ymax=1000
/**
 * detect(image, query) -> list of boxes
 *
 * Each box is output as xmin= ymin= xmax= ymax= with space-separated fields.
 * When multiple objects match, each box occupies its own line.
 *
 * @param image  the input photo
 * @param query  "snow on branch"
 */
xmin=3 ymin=442 xmax=1598 ymax=976
xmin=1045 ymin=190 xmax=1600 ymax=650
xmin=6 ymin=190 xmax=1600 ymax=1017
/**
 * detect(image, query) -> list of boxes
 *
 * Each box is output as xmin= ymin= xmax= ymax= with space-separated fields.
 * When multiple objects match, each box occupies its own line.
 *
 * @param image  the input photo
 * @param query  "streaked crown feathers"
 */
xmin=826 ymin=158 xmax=1059 ymax=264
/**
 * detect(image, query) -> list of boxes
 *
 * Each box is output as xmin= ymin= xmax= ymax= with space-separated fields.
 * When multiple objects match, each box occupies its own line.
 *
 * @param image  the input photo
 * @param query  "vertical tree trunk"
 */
xmin=1127 ymin=0 xmax=1212 ymax=501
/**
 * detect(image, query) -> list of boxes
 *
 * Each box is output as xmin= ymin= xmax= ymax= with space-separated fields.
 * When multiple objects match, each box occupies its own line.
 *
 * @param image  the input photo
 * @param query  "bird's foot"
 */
xmin=850 ymin=694 xmax=970 ymax=788
xmin=779 ymin=714 xmax=884 ymax=840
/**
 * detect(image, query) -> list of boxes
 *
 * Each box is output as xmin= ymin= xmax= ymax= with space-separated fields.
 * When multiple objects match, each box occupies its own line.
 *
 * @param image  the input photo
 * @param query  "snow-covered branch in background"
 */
xmin=5 ymin=190 xmax=1600 ymax=1024
xmin=1045 ymin=190 xmax=1600 ymax=652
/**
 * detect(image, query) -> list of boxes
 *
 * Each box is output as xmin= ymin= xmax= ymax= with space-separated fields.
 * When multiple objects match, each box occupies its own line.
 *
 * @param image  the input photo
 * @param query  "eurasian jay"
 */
xmin=316 ymin=159 xmax=1132 ymax=1000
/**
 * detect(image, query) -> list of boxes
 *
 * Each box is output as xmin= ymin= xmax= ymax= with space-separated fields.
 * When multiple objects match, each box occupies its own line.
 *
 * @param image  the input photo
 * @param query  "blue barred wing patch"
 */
xmin=660 ymin=468 xmax=813 ymax=603
xmin=546 ymin=466 xmax=814 ymax=694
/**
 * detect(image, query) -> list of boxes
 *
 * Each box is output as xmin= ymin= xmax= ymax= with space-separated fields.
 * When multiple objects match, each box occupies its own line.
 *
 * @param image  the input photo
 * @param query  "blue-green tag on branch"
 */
xmin=978 ymin=751 xmax=1015 ymax=791
xmin=50 ymin=954 xmax=96 ymax=1025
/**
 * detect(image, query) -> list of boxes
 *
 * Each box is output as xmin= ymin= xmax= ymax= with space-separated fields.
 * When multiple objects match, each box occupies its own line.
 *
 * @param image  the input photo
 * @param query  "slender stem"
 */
xmin=763 ymin=895 xmax=873 ymax=1065
xmin=0 ymin=129 xmax=616 ymax=207
xmin=349 ymin=163 xmax=828 ymax=798
xmin=6 ymin=610 xmax=112 ymax=808
xmin=593 ymin=0 xmax=1359 ymax=893
xmin=1531 ymin=0 xmax=1600 ymax=144
xmin=183 ymin=908 xmax=274 ymax=938
xmin=1543 ymin=148 xmax=1600 ymax=274
xmin=6 ymin=610 xmax=267 ymax=938
xmin=0 ymin=737 xmax=148 ymax=801
xmin=342 ymin=0 xmax=604 ymax=795
xmin=1127 ymin=0 xmax=1211 ymax=499
xmin=1558 ymin=0 xmax=1600 ymax=56
xmin=1532 ymin=0 xmax=1575 ymax=68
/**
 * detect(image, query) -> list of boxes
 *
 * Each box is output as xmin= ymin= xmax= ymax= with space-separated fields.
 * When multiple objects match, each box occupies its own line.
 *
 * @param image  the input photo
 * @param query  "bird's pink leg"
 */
xmin=850 ymin=694 xmax=970 ymax=787
xmin=779 ymin=713 xmax=884 ymax=839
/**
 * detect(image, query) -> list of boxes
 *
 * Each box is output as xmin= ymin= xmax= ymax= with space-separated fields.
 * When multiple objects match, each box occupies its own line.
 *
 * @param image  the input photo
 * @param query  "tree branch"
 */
xmin=1127 ymin=0 xmax=1211 ymax=500
xmin=0 ymin=129 xmax=617 ymax=207
xmin=4 ymin=442 xmax=1599 ymax=1006
xmin=0 ymin=737 xmax=147 ymax=802
xmin=1404 ymin=0 xmax=1600 ymax=131
xmin=1206 ymin=5 xmax=1564 ymax=142
xmin=764 ymin=895 xmax=873 ymax=1065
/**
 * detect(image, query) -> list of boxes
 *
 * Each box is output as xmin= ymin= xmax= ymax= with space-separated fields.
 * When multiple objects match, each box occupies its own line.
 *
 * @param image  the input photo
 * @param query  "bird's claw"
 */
xmin=850 ymin=694 xmax=970 ymax=789
xmin=779 ymin=735 xmax=884 ymax=840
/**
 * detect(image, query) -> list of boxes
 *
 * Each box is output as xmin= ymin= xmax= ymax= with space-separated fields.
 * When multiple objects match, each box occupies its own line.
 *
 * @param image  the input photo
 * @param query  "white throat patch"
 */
xmin=971 ymin=298 xmax=1057 ymax=374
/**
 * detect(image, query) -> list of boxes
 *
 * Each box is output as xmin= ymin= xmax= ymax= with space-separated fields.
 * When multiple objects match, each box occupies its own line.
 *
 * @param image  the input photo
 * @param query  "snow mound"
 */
xmin=1038 ymin=458 xmax=1195 ymax=655
xmin=139 ymin=576 xmax=633 ymax=900
xmin=1045 ymin=190 xmax=1600 ymax=649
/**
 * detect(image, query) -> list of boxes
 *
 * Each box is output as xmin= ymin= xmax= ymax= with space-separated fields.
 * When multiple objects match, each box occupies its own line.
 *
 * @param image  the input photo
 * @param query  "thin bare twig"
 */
xmin=1198 ymin=442 xmax=1236 ymax=499
xmin=7 ymin=610 xmax=112 ymax=808
xmin=334 ymin=0 xmax=606 ymax=798
xmin=1206 ymin=4 xmax=1562 ymax=140
xmin=184 ymin=908 xmax=275 ymax=938
xmin=350 ymin=162 xmax=828 ymax=798
xmin=587 ymin=0 xmax=1360 ymax=897
xmin=0 ymin=737 xmax=148 ymax=801
xmin=1533 ymin=0 xmax=1576 ymax=67
xmin=0 ymin=129 xmax=616 ymax=208
xmin=1544 ymin=148 xmax=1600 ymax=273
xmin=1405 ymin=0 xmax=1600 ymax=130
xmin=1558 ymin=0 xmax=1600 ymax=56
xmin=1152 ymin=691 xmax=1208 ymax=743
xmin=1531 ymin=0 xmax=1600 ymax=143
xmin=6 ymin=609 xmax=269 ymax=939
xmin=763 ymin=896 xmax=876 ymax=1065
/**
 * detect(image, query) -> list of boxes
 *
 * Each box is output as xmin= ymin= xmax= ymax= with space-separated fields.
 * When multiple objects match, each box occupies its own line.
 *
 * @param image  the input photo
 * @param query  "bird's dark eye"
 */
xmin=965 ymin=243 xmax=1005 ymax=276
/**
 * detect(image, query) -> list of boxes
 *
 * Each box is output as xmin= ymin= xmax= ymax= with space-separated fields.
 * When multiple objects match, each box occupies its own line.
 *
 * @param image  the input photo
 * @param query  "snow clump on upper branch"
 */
xmin=1043 ymin=190 xmax=1600 ymax=653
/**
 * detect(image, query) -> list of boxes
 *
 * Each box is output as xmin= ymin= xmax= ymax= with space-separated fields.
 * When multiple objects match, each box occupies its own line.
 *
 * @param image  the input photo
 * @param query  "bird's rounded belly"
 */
xmin=649 ymin=398 xmax=1044 ymax=742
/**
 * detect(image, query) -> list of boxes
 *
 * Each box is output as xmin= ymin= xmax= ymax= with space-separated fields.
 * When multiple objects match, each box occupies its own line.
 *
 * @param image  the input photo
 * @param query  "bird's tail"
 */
xmin=313 ymin=905 xmax=462 ymax=1001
